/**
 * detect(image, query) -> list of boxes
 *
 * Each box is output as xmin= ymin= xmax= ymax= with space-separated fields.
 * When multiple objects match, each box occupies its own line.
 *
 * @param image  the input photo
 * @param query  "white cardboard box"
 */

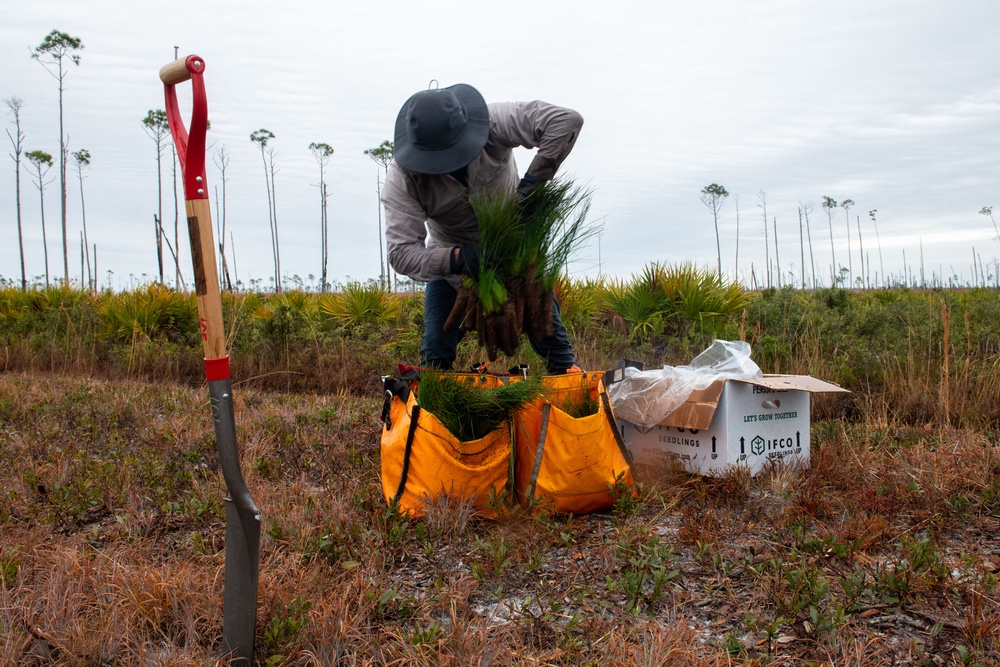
xmin=615 ymin=375 xmax=849 ymax=476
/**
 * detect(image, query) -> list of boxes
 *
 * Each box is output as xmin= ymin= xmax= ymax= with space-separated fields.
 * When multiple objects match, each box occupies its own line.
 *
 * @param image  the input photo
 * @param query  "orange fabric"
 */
xmin=380 ymin=376 xmax=511 ymax=518
xmin=513 ymin=372 xmax=636 ymax=514
xmin=380 ymin=371 xmax=635 ymax=519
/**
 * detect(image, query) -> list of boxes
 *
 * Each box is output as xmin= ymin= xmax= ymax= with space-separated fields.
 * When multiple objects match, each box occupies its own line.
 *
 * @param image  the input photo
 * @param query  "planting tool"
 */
xmin=159 ymin=54 xmax=260 ymax=664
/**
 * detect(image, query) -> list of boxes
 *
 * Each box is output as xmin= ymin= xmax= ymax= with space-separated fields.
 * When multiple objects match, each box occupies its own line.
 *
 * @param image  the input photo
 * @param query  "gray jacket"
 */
xmin=382 ymin=100 xmax=583 ymax=283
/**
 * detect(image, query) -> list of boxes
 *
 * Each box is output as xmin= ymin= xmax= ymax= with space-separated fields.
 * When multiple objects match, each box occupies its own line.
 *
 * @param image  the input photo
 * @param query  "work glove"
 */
xmin=516 ymin=173 xmax=542 ymax=199
xmin=450 ymin=244 xmax=479 ymax=279
xmin=517 ymin=155 xmax=557 ymax=217
xmin=516 ymin=173 xmax=542 ymax=227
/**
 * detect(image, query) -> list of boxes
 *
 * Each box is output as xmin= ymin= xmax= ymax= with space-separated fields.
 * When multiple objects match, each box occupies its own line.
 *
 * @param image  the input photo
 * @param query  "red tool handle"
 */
xmin=160 ymin=54 xmax=225 ymax=365
xmin=160 ymin=55 xmax=208 ymax=202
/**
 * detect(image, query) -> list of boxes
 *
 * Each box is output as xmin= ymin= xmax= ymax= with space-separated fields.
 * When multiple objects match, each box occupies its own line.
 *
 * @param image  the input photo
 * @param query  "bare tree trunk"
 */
xmin=758 ymin=191 xmax=770 ymax=289
xmin=826 ymin=213 xmax=836 ymax=287
xmin=155 ymin=217 xmax=186 ymax=291
xmin=213 ymin=147 xmax=232 ymax=291
xmin=733 ymin=195 xmax=741 ymax=282
xmin=154 ymin=213 xmax=163 ymax=281
xmin=38 ymin=173 xmax=51 ymax=288
xmin=919 ymin=238 xmax=925 ymax=289
xmin=798 ymin=207 xmax=805 ymax=289
xmin=856 ymin=215 xmax=866 ymax=289
xmin=869 ymin=211 xmax=885 ymax=289
xmin=773 ymin=216 xmax=781 ymax=289
xmin=375 ymin=173 xmax=386 ymax=288
xmin=5 ymin=97 xmax=27 ymax=290
xmin=802 ymin=203 xmax=816 ymax=289
xmin=321 ymin=180 xmax=328 ymax=291
xmin=230 ymin=230 xmax=239 ymax=288
xmin=844 ymin=205 xmax=853 ymax=287
xmin=269 ymin=148 xmax=282 ymax=293
xmin=76 ymin=159 xmax=91 ymax=290
xmin=213 ymin=183 xmax=232 ymax=291
xmin=713 ymin=206 xmax=722 ymax=281
xmin=155 ymin=134 xmax=164 ymax=282
xmin=171 ymin=144 xmax=180 ymax=290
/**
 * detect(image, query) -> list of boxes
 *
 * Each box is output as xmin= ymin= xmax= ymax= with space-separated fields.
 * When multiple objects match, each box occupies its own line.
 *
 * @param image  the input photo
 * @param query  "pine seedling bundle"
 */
xmin=416 ymin=371 xmax=543 ymax=442
xmin=445 ymin=179 xmax=594 ymax=360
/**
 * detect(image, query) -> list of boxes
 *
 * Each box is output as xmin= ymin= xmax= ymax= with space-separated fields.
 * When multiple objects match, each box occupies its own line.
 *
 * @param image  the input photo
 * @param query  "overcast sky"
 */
xmin=3 ymin=1 xmax=999 ymax=290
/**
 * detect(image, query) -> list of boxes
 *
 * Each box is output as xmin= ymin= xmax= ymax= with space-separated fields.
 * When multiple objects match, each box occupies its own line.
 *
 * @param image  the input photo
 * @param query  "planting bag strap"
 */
xmin=391 ymin=404 xmax=421 ymax=506
xmin=601 ymin=389 xmax=635 ymax=468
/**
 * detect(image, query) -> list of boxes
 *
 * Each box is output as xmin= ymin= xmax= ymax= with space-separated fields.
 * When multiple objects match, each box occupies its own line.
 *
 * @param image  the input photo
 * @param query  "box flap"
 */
xmin=656 ymin=374 xmax=848 ymax=430
xmin=733 ymin=374 xmax=851 ymax=394
xmin=658 ymin=380 xmax=725 ymax=430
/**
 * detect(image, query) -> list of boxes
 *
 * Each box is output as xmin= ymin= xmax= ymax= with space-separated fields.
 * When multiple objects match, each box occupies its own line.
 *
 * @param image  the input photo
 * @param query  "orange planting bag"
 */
xmin=380 ymin=374 xmax=511 ymax=518
xmin=513 ymin=372 xmax=636 ymax=514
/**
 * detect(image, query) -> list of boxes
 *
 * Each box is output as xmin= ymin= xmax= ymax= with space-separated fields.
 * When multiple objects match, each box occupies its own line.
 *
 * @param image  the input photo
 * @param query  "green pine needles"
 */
xmin=417 ymin=372 xmax=543 ymax=442
xmin=444 ymin=178 xmax=594 ymax=361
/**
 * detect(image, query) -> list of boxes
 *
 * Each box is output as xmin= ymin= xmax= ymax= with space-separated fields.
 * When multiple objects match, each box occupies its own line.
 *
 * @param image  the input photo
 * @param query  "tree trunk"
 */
xmin=156 ymin=141 xmax=164 ymax=283
xmin=713 ymin=208 xmax=722 ymax=281
xmin=11 ymin=128 xmax=26 ymax=290
xmin=856 ymin=215 xmax=865 ymax=289
xmin=759 ymin=192 xmax=770 ymax=289
xmin=844 ymin=207 xmax=853 ymax=288
xmin=321 ymin=180 xmax=328 ymax=292
xmin=733 ymin=195 xmax=741 ymax=283
xmin=376 ymin=173 xmax=385 ymax=288
xmin=58 ymin=61 xmax=69 ymax=285
xmin=38 ymin=169 xmax=50 ymax=288
xmin=78 ymin=165 xmax=91 ymax=290
xmin=827 ymin=213 xmax=836 ymax=287
xmin=269 ymin=152 xmax=281 ymax=293
xmin=798 ymin=207 xmax=805 ymax=289
xmin=803 ymin=205 xmax=816 ymax=289
xmin=172 ymin=145 xmax=180 ymax=290
xmin=773 ymin=216 xmax=781 ymax=289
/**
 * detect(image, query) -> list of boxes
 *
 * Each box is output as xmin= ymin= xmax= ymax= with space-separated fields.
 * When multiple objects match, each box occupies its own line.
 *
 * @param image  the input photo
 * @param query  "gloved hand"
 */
xmin=516 ymin=173 xmax=542 ymax=226
xmin=516 ymin=173 xmax=541 ymax=199
xmin=450 ymin=244 xmax=479 ymax=279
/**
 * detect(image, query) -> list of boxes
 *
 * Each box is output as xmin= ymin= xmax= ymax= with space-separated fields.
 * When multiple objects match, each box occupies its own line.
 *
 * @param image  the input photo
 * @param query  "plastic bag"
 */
xmin=606 ymin=340 xmax=762 ymax=428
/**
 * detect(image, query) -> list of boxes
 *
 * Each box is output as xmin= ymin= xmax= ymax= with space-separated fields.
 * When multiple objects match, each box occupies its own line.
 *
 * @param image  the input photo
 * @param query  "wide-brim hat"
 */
xmin=393 ymin=83 xmax=490 ymax=175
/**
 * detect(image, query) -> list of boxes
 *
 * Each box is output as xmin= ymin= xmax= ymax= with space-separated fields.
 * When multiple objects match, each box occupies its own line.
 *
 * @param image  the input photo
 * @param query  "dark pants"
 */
xmin=420 ymin=279 xmax=577 ymax=375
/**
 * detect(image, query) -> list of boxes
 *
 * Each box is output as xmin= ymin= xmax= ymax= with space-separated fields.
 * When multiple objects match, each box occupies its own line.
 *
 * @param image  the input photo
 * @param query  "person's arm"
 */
xmin=382 ymin=164 xmax=454 ymax=282
xmin=488 ymin=100 xmax=584 ymax=193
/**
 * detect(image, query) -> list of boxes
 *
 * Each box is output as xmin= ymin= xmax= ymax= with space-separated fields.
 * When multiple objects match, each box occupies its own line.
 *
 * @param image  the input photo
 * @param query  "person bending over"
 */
xmin=382 ymin=82 xmax=584 ymax=374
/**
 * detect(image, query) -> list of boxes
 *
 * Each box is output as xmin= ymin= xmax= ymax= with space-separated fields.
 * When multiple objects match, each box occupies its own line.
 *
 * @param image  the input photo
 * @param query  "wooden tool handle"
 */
xmin=159 ymin=54 xmax=205 ymax=85
xmin=186 ymin=198 xmax=226 ymax=360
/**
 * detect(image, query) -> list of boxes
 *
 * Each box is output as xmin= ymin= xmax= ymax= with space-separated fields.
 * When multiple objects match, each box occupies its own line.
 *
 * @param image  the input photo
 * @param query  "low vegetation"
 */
xmin=1 ymin=269 xmax=999 ymax=665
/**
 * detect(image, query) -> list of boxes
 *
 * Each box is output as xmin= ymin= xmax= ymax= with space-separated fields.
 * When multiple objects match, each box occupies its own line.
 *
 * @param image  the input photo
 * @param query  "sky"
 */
xmin=3 ymin=0 xmax=999 ymax=291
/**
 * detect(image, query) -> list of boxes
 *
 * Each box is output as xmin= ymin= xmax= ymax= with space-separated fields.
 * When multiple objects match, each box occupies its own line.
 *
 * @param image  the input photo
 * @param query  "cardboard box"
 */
xmin=615 ymin=375 xmax=849 ymax=476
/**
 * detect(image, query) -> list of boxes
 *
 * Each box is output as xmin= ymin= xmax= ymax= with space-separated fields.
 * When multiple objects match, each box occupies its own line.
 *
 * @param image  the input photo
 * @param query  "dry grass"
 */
xmin=2 ymin=362 xmax=999 ymax=666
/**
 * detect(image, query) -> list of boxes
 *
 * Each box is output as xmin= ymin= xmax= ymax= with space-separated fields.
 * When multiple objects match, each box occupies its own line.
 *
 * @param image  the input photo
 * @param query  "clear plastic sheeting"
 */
xmin=607 ymin=340 xmax=763 ymax=428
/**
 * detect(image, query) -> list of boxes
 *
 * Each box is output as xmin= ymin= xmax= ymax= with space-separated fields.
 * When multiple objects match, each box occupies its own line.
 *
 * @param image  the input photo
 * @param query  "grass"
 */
xmin=2 ymin=280 xmax=1000 ymax=663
